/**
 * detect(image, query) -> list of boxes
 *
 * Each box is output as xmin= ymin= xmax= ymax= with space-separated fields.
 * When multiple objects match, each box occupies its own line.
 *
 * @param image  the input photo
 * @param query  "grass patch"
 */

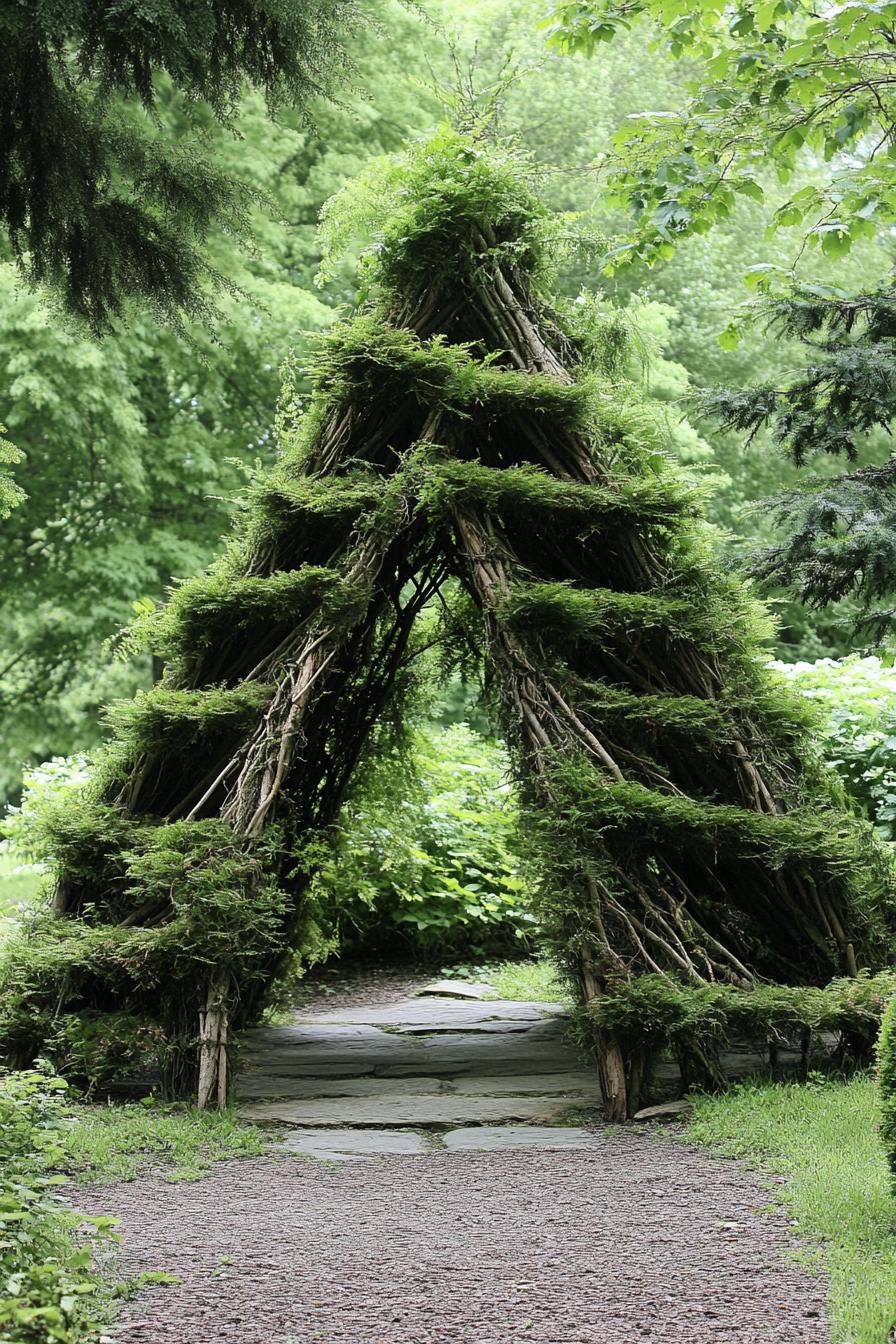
xmin=688 ymin=1075 xmax=896 ymax=1344
xmin=483 ymin=956 xmax=571 ymax=1004
xmin=63 ymin=1101 xmax=269 ymax=1184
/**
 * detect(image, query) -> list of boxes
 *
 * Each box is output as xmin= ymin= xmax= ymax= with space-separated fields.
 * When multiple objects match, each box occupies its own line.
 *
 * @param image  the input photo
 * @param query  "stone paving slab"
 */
xmin=295 ymin=997 xmax=564 ymax=1031
xmin=239 ymin=1069 xmax=598 ymax=1103
xmin=237 ymin=1014 xmax=581 ymax=1098
xmin=276 ymin=1128 xmax=433 ymax=1159
xmin=443 ymin=1124 xmax=603 ymax=1151
xmin=274 ymin=1124 xmax=605 ymax=1159
xmin=241 ymin=1090 xmax=598 ymax=1127
xmin=453 ymin=1069 xmax=597 ymax=1097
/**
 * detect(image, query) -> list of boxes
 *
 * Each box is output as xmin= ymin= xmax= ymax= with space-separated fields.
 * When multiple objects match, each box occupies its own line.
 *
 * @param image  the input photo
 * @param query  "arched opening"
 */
xmin=1 ymin=129 xmax=891 ymax=1123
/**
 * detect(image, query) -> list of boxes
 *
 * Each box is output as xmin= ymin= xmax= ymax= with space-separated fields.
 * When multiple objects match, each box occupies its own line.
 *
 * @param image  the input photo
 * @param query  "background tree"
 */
xmin=546 ymin=0 xmax=896 ymax=280
xmin=547 ymin=0 xmax=896 ymax=639
xmin=699 ymin=287 xmax=896 ymax=633
xmin=2 ymin=0 xmax=891 ymax=804
xmin=0 ymin=9 xmax=436 ymax=799
xmin=0 ymin=0 xmax=373 ymax=330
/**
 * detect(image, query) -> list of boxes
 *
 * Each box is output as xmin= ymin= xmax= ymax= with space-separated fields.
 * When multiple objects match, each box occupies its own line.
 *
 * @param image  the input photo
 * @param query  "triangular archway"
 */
xmin=3 ymin=129 xmax=893 ymax=1119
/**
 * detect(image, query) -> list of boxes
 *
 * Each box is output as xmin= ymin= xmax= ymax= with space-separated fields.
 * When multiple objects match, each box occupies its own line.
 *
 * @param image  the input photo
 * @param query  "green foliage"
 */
xmin=132 ymin=568 xmax=345 ymax=664
xmin=0 ymin=1069 xmax=114 ymax=1344
xmin=312 ymin=723 xmax=534 ymax=959
xmin=0 ymin=7 xmax=434 ymax=801
xmin=0 ymin=856 xmax=43 ymax=950
xmin=420 ymin=460 xmax=696 ymax=526
xmin=546 ymin=0 xmax=896 ymax=276
xmin=592 ymin=971 xmax=896 ymax=1056
xmin=0 ymin=818 xmax=293 ymax=1085
xmin=774 ymin=656 xmax=896 ymax=841
xmin=105 ymin=684 xmax=272 ymax=755
xmin=0 ymin=424 xmax=23 ymax=520
xmin=63 ymin=1100 xmax=266 ymax=1185
xmin=878 ymin=995 xmax=896 ymax=1188
xmin=689 ymin=1076 xmax=896 ymax=1343
xmin=699 ymin=291 xmax=896 ymax=628
xmin=318 ymin=121 xmax=557 ymax=297
xmin=0 ymin=0 xmax=366 ymax=328
xmin=483 ymin=956 xmax=570 ymax=1004
xmin=4 ymin=0 xmax=870 ymax=802
xmin=1 ymin=759 xmax=91 ymax=868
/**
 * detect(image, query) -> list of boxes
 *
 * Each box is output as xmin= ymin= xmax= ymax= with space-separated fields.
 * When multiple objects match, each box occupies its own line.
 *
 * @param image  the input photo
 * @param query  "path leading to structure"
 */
xmin=237 ymin=987 xmax=603 ymax=1152
xmin=81 ymin=980 xmax=830 ymax=1344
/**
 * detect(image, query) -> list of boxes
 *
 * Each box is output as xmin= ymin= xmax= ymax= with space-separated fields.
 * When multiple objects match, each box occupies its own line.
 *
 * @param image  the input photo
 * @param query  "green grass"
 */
xmin=62 ymin=1101 xmax=269 ymax=1184
xmin=483 ymin=956 xmax=571 ymax=1004
xmin=688 ymin=1075 xmax=896 ymax=1344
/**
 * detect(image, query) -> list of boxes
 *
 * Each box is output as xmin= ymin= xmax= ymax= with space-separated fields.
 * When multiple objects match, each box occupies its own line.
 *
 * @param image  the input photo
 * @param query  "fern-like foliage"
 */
xmin=698 ymin=287 xmax=896 ymax=632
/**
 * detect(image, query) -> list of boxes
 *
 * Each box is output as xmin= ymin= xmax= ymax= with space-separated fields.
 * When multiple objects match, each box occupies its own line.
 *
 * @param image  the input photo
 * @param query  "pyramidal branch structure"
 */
xmin=2 ymin=130 xmax=893 ymax=1117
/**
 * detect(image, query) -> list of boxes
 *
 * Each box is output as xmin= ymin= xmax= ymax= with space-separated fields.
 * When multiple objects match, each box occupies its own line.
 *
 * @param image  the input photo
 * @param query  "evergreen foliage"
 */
xmin=2 ymin=126 xmax=893 ymax=1117
xmin=594 ymin=970 xmax=896 ymax=1070
xmin=699 ymin=289 xmax=896 ymax=631
xmin=0 ymin=0 xmax=364 ymax=328
xmin=878 ymin=995 xmax=896 ymax=1186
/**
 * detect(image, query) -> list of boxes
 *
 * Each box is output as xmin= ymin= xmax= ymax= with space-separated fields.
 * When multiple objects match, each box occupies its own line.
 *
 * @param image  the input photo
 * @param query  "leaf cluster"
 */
xmin=546 ymin=0 xmax=896 ymax=275
xmin=0 ymin=1068 xmax=114 ymax=1343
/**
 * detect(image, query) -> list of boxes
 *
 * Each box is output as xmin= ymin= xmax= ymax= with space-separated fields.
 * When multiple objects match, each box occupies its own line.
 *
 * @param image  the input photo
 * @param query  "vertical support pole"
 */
xmin=197 ymin=972 xmax=230 ymax=1111
xmin=799 ymin=1025 xmax=812 ymax=1081
xmin=578 ymin=959 xmax=629 ymax=1122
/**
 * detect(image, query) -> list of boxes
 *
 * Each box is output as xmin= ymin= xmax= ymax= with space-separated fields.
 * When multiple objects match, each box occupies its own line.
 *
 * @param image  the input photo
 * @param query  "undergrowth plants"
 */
xmin=0 ymin=1070 xmax=114 ymax=1344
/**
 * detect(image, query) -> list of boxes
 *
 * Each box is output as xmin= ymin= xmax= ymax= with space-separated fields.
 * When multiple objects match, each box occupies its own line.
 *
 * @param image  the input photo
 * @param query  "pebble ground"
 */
xmin=81 ymin=1133 xmax=829 ymax=1344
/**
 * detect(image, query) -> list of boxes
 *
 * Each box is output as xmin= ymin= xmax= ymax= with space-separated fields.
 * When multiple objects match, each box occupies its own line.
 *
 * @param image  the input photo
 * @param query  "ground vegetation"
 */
xmin=689 ymin=1075 xmax=896 ymax=1343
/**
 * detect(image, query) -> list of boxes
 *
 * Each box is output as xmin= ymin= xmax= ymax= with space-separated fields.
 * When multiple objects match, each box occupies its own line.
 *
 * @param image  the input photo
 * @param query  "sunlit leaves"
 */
xmin=547 ymin=0 xmax=896 ymax=274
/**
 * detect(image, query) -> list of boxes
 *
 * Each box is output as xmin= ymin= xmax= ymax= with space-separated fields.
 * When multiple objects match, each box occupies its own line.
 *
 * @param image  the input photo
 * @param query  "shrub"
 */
xmin=0 ymin=1069 xmax=114 ymax=1343
xmin=878 ymin=995 xmax=896 ymax=1186
xmin=312 ymin=722 xmax=535 ymax=959
xmin=590 ymin=970 xmax=896 ymax=1095
xmin=773 ymin=656 xmax=896 ymax=841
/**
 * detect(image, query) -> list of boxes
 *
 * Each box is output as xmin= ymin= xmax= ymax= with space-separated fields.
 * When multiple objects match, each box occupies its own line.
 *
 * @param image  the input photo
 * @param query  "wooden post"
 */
xmin=578 ymin=959 xmax=629 ymax=1122
xmin=197 ymin=972 xmax=230 ymax=1110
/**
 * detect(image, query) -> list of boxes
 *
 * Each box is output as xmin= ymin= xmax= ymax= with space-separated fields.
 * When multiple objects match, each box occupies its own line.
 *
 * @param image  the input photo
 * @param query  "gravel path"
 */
xmin=289 ymin=963 xmax=432 ymax=1016
xmin=82 ymin=1136 xmax=828 ymax=1344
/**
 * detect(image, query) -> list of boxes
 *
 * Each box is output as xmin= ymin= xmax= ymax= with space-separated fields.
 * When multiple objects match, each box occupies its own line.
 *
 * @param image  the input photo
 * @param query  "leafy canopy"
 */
xmin=546 ymin=0 xmax=896 ymax=280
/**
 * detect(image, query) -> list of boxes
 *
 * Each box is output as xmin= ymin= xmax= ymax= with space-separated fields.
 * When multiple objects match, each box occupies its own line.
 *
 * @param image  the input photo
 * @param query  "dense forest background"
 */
xmin=2 ymin=0 xmax=885 ymax=804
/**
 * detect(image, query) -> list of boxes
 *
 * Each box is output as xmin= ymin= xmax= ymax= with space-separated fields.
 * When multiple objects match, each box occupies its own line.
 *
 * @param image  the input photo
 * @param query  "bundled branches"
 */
xmin=2 ymin=127 xmax=893 ymax=1116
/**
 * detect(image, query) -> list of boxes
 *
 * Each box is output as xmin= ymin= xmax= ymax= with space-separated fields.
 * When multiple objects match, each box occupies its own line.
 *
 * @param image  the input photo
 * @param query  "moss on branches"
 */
xmin=2 ymin=125 xmax=894 ymax=1111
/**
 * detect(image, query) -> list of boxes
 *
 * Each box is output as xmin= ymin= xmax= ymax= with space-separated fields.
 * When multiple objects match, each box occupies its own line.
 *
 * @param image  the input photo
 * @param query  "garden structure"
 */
xmin=2 ymin=128 xmax=894 ymax=1120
